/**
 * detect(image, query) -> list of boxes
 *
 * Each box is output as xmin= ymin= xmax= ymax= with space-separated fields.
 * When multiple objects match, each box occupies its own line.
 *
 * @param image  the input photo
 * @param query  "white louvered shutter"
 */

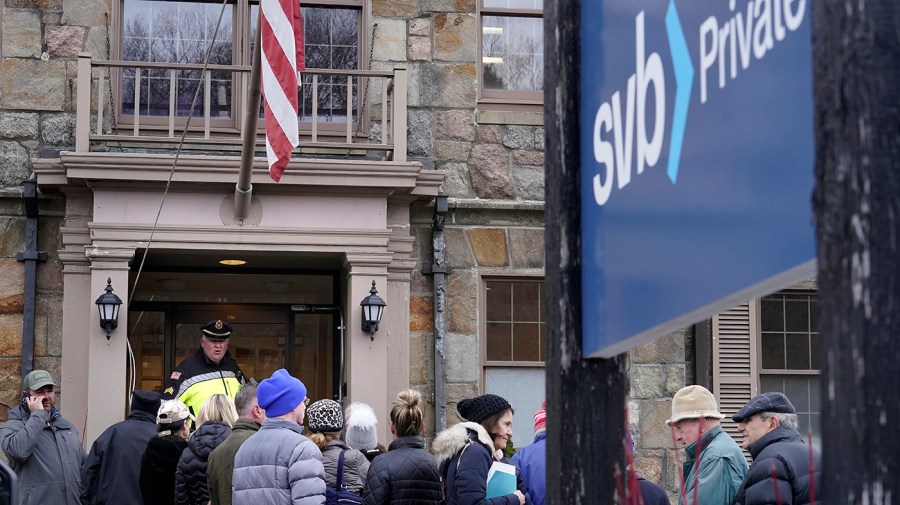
xmin=712 ymin=301 xmax=758 ymax=458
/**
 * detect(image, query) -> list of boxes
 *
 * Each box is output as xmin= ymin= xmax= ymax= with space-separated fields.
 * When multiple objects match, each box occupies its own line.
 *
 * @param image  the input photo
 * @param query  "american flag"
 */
xmin=260 ymin=0 xmax=305 ymax=182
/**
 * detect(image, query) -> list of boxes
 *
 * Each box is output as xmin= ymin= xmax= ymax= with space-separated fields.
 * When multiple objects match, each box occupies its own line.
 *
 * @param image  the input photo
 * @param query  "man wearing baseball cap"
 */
xmin=162 ymin=319 xmax=245 ymax=417
xmin=232 ymin=369 xmax=326 ymax=505
xmin=0 ymin=370 xmax=86 ymax=505
xmin=667 ymin=385 xmax=748 ymax=505
xmin=732 ymin=392 xmax=821 ymax=505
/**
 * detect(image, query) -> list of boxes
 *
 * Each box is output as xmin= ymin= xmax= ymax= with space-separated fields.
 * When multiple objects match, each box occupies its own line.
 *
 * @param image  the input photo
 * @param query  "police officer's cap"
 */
xmin=201 ymin=319 xmax=232 ymax=341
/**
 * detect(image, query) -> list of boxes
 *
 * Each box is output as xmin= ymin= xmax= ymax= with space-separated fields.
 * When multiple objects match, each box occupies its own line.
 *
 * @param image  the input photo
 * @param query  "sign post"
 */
xmin=813 ymin=0 xmax=900 ymax=499
xmin=546 ymin=0 xmax=626 ymax=504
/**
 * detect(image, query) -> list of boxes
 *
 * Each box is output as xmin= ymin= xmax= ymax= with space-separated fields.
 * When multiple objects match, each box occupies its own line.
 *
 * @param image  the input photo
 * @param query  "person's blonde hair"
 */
xmin=309 ymin=431 xmax=340 ymax=450
xmin=391 ymin=389 xmax=424 ymax=437
xmin=197 ymin=394 xmax=238 ymax=427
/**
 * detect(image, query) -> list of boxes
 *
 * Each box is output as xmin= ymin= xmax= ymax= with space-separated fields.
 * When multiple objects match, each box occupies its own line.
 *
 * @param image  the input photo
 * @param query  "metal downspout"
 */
xmin=234 ymin=17 xmax=262 ymax=221
xmin=17 ymin=180 xmax=47 ymax=379
xmin=423 ymin=195 xmax=450 ymax=434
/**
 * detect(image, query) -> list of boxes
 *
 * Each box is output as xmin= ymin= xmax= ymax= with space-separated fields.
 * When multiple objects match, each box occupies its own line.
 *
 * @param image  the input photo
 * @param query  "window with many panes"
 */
xmin=118 ymin=0 xmax=361 ymax=127
xmin=482 ymin=278 xmax=545 ymax=448
xmin=479 ymin=0 xmax=543 ymax=104
xmin=759 ymin=291 xmax=821 ymax=449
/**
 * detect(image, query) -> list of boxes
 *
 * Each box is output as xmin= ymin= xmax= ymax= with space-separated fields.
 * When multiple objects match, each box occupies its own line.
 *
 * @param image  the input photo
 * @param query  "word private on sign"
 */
xmin=700 ymin=0 xmax=807 ymax=103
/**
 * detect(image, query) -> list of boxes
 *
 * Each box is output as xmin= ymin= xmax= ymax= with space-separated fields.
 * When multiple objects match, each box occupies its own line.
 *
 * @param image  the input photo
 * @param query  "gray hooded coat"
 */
xmin=0 ymin=404 xmax=85 ymax=505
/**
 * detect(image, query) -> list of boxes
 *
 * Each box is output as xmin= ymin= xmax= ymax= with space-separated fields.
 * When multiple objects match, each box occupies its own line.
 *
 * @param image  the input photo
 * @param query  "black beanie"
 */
xmin=457 ymin=394 xmax=512 ymax=424
xmin=131 ymin=390 xmax=162 ymax=415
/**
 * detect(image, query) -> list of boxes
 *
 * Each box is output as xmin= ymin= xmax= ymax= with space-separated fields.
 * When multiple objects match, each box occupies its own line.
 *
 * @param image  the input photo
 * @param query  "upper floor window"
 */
xmin=119 ymin=0 xmax=362 ymax=126
xmin=479 ymin=0 xmax=543 ymax=104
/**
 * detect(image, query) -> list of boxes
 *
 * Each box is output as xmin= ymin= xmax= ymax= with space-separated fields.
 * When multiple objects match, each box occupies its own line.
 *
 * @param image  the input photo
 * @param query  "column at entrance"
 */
xmin=84 ymin=247 xmax=134 ymax=446
xmin=58 ymin=191 xmax=92 ymax=443
xmin=343 ymin=253 xmax=390 ymax=442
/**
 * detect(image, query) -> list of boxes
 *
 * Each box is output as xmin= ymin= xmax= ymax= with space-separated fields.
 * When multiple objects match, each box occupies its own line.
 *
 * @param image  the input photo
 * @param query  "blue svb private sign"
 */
xmin=579 ymin=0 xmax=816 ymax=358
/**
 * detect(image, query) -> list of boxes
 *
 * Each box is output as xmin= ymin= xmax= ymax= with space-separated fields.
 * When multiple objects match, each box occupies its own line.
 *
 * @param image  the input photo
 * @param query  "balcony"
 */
xmin=74 ymin=52 xmax=408 ymax=162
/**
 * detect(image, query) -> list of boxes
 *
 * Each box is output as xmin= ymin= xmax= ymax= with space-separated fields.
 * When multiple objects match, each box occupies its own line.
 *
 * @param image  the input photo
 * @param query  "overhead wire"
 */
xmin=124 ymin=0 xmax=233 ymax=399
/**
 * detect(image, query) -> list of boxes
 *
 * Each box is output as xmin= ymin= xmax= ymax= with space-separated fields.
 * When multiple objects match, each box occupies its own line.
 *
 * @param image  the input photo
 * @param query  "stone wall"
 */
xmin=0 ymin=193 xmax=64 ymax=421
xmin=629 ymin=329 xmax=693 ymax=501
xmin=0 ymin=0 xmax=108 ymax=190
xmin=372 ymin=0 xmax=547 ymax=438
xmin=382 ymin=2 xmax=694 ymax=499
xmin=409 ymin=204 xmax=545 ymax=437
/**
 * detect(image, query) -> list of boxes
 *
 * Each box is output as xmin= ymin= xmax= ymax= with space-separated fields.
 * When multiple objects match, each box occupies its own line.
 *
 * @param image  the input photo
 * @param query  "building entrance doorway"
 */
xmin=128 ymin=304 xmax=339 ymax=403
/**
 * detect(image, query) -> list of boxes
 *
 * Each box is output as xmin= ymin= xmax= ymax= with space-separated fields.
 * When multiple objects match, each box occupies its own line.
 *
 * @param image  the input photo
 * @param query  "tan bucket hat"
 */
xmin=667 ymin=385 xmax=724 ymax=425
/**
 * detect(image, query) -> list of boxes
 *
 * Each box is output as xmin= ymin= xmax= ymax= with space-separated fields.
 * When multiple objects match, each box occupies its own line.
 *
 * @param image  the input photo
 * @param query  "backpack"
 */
xmin=325 ymin=449 xmax=365 ymax=505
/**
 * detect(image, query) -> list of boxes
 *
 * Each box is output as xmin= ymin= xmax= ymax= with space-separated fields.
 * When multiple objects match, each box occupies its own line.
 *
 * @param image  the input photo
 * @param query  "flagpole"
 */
xmin=234 ymin=15 xmax=262 ymax=222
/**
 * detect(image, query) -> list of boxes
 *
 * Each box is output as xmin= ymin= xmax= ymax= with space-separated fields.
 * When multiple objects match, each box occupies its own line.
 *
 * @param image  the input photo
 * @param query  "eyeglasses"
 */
xmin=303 ymin=397 xmax=310 ymax=407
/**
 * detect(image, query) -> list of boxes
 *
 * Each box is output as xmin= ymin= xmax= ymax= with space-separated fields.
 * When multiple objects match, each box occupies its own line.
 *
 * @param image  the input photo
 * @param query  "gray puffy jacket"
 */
xmin=233 ymin=418 xmax=326 ymax=505
xmin=321 ymin=439 xmax=369 ymax=495
xmin=0 ymin=404 xmax=85 ymax=505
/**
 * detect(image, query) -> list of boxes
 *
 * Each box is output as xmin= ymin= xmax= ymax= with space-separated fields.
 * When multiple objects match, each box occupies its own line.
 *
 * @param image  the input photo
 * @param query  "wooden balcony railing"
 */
xmin=74 ymin=52 xmax=407 ymax=162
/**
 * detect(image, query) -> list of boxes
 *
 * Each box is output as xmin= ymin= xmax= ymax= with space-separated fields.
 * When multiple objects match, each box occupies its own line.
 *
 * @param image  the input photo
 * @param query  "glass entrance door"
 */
xmin=128 ymin=304 xmax=336 ymax=403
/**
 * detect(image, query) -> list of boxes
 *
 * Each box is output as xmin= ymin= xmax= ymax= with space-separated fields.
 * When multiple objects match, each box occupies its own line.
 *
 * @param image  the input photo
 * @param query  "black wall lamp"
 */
xmin=360 ymin=280 xmax=386 ymax=341
xmin=95 ymin=278 xmax=122 ymax=340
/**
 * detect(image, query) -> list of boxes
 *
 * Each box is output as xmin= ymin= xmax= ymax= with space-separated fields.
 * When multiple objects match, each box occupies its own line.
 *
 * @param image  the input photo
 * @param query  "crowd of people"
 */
xmin=0 ymin=320 xmax=821 ymax=505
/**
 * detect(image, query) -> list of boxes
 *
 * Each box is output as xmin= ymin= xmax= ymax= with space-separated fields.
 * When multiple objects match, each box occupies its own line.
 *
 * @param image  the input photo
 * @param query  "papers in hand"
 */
xmin=486 ymin=461 xmax=517 ymax=499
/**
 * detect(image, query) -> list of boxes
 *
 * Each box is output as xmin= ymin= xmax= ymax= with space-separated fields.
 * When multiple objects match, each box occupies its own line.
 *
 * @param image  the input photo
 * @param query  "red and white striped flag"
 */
xmin=260 ymin=0 xmax=305 ymax=182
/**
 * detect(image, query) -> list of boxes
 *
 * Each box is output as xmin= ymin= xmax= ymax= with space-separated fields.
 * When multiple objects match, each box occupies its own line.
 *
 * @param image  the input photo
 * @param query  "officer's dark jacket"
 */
xmin=734 ymin=426 xmax=822 ymax=505
xmin=364 ymin=435 xmax=442 ymax=505
xmin=79 ymin=409 xmax=158 ymax=505
xmin=162 ymin=348 xmax=244 ymax=416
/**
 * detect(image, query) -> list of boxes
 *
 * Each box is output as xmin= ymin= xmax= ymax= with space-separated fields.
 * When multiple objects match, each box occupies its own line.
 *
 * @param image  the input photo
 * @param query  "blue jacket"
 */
xmin=510 ymin=432 xmax=545 ymax=505
xmin=433 ymin=422 xmax=521 ymax=505
xmin=680 ymin=425 xmax=747 ymax=505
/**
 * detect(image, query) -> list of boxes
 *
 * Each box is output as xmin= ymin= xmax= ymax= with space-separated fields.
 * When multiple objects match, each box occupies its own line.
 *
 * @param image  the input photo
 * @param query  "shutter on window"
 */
xmin=712 ymin=301 xmax=758 ymax=453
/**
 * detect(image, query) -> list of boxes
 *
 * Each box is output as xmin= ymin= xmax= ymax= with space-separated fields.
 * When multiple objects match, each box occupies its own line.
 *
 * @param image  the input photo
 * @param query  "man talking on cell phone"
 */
xmin=0 ymin=370 xmax=86 ymax=505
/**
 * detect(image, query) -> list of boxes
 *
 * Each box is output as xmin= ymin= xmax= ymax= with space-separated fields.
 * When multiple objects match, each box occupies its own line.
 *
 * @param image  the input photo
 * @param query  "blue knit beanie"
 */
xmin=257 ymin=369 xmax=307 ymax=418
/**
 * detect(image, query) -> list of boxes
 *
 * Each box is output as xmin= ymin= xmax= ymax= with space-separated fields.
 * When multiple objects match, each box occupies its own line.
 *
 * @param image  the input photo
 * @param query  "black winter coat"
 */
xmin=80 ymin=409 xmax=158 ymax=505
xmin=735 ymin=427 xmax=822 ymax=505
xmin=175 ymin=421 xmax=231 ymax=505
xmin=363 ymin=436 xmax=442 ymax=505
xmin=140 ymin=434 xmax=188 ymax=505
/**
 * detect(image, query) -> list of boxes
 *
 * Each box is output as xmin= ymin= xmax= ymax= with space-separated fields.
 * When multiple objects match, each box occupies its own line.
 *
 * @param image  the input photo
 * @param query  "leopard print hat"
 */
xmin=306 ymin=399 xmax=344 ymax=433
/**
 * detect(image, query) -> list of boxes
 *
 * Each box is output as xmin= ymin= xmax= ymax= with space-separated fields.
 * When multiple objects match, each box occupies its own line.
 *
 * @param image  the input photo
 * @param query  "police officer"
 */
xmin=162 ymin=320 xmax=244 ymax=416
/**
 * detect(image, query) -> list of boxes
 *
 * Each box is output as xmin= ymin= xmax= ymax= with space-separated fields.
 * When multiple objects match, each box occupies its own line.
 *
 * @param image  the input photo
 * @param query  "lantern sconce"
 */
xmin=95 ymin=278 xmax=123 ymax=340
xmin=359 ymin=280 xmax=386 ymax=341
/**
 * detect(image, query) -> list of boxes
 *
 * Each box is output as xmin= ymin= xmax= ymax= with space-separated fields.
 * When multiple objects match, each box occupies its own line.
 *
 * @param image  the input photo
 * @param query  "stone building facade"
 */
xmin=0 ymin=0 xmax=821 ymax=501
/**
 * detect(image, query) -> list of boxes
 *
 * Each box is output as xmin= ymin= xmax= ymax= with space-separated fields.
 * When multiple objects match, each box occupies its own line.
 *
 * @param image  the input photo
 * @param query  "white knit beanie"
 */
xmin=344 ymin=402 xmax=379 ymax=451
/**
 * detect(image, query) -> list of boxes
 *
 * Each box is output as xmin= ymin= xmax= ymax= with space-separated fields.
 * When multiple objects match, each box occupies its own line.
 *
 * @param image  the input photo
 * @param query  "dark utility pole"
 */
xmin=813 ymin=0 xmax=900 ymax=501
xmin=545 ymin=0 xmax=627 ymax=503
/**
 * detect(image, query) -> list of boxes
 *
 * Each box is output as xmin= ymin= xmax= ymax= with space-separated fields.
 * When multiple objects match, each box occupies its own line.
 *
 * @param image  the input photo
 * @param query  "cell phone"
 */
xmin=20 ymin=391 xmax=30 ymax=410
